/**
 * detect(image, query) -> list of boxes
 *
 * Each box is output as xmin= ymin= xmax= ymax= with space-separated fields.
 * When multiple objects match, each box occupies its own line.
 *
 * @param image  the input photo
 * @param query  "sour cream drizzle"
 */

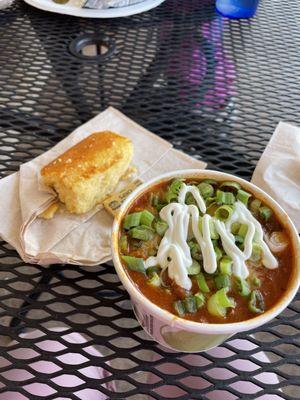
xmin=145 ymin=183 xmax=278 ymax=290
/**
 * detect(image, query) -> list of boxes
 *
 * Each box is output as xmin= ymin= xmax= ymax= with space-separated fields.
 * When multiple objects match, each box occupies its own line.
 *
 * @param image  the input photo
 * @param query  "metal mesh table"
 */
xmin=0 ymin=0 xmax=299 ymax=398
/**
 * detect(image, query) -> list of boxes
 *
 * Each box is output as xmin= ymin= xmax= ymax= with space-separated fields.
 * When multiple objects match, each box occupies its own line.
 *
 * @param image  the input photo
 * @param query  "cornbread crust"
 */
xmin=41 ymin=131 xmax=133 ymax=214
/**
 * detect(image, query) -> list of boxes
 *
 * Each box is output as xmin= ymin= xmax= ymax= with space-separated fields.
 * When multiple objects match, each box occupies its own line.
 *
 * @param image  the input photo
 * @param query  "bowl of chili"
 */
xmin=111 ymin=170 xmax=300 ymax=352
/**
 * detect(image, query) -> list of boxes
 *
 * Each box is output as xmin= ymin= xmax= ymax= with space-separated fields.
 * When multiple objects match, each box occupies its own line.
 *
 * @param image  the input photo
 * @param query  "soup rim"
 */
xmin=111 ymin=169 xmax=300 ymax=335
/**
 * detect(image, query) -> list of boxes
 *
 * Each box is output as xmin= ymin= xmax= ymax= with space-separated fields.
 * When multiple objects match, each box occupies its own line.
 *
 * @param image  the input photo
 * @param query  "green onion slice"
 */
xmin=209 ymin=219 xmax=219 ymax=239
xmin=187 ymin=259 xmax=201 ymax=275
xmin=235 ymin=235 xmax=244 ymax=244
xmin=155 ymin=220 xmax=169 ymax=236
xmin=215 ymin=205 xmax=234 ymax=221
xmin=148 ymin=272 xmax=161 ymax=287
xmin=248 ymin=290 xmax=265 ymax=313
xmin=216 ymin=190 xmax=235 ymax=205
xmin=196 ymin=273 xmax=210 ymax=293
xmin=174 ymin=300 xmax=186 ymax=317
xmin=214 ymin=274 xmax=231 ymax=290
xmin=184 ymin=296 xmax=197 ymax=313
xmin=197 ymin=182 xmax=214 ymax=199
xmin=236 ymin=277 xmax=251 ymax=297
xmin=122 ymin=256 xmax=146 ymax=274
xmin=188 ymin=241 xmax=202 ymax=261
xmin=147 ymin=266 xmax=161 ymax=277
xmin=202 ymin=179 xmax=218 ymax=186
xmin=250 ymin=199 xmax=261 ymax=214
xmin=220 ymin=256 xmax=233 ymax=275
xmin=195 ymin=292 xmax=205 ymax=309
xmin=185 ymin=192 xmax=197 ymax=205
xmin=250 ymin=243 xmax=262 ymax=262
xmin=220 ymin=181 xmax=241 ymax=192
xmin=207 ymin=288 xmax=235 ymax=317
xmin=214 ymin=245 xmax=223 ymax=262
xmin=237 ymin=189 xmax=252 ymax=206
xmin=231 ymin=222 xmax=240 ymax=235
xmin=129 ymin=225 xmax=154 ymax=241
xmin=165 ymin=189 xmax=178 ymax=203
xmin=150 ymin=193 xmax=159 ymax=207
xmin=238 ymin=224 xmax=248 ymax=238
xmin=252 ymin=276 xmax=261 ymax=287
xmin=120 ymin=235 xmax=128 ymax=252
xmin=140 ymin=210 xmax=155 ymax=227
xmin=170 ymin=179 xmax=184 ymax=194
xmin=123 ymin=212 xmax=142 ymax=230
xmin=156 ymin=203 xmax=167 ymax=212
xmin=259 ymin=206 xmax=272 ymax=221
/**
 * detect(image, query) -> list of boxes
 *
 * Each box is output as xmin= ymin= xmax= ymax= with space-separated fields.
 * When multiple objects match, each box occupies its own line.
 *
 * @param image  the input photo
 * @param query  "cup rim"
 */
xmin=111 ymin=169 xmax=300 ymax=335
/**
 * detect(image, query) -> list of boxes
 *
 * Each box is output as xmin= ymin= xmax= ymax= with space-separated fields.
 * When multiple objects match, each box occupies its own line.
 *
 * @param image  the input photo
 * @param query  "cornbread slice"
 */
xmin=41 ymin=131 xmax=133 ymax=214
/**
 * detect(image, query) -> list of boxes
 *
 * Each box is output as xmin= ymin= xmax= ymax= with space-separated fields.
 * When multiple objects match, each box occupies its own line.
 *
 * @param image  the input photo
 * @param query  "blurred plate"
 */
xmin=23 ymin=0 xmax=165 ymax=17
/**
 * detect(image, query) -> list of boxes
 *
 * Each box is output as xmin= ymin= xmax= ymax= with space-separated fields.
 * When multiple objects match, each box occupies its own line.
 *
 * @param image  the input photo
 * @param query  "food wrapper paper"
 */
xmin=252 ymin=121 xmax=300 ymax=233
xmin=0 ymin=107 xmax=206 ymax=266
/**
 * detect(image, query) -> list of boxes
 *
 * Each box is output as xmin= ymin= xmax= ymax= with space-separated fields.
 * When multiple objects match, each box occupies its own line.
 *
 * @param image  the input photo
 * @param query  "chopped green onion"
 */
xmin=165 ymin=189 xmax=178 ymax=203
xmin=252 ymin=276 xmax=261 ymax=287
xmin=238 ymin=224 xmax=248 ymax=238
xmin=148 ymin=272 xmax=161 ymax=287
xmin=205 ymin=196 xmax=216 ymax=206
xmin=140 ymin=210 xmax=155 ymax=227
xmin=150 ymin=193 xmax=159 ymax=207
xmin=170 ymin=179 xmax=184 ymax=194
xmin=185 ymin=192 xmax=197 ymax=205
xmin=123 ymin=212 xmax=142 ymax=230
xmin=215 ymin=205 xmax=234 ymax=221
xmin=259 ymin=206 xmax=272 ymax=221
xmin=174 ymin=300 xmax=186 ymax=317
xmin=218 ymin=288 xmax=235 ymax=308
xmin=155 ymin=220 xmax=168 ymax=236
xmin=129 ymin=225 xmax=154 ymax=241
xmin=195 ymin=292 xmax=205 ymax=309
xmin=220 ymin=181 xmax=241 ymax=192
xmin=236 ymin=277 xmax=251 ymax=297
xmin=147 ymin=266 xmax=161 ymax=277
xmin=231 ymin=222 xmax=240 ymax=235
xmin=122 ymin=256 xmax=146 ymax=274
xmin=187 ymin=259 xmax=201 ymax=275
xmin=184 ymin=296 xmax=197 ymax=313
xmin=220 ymin=256 xmax=232 ymax=275
xmin=120 ymin=235 xmax=128 ymax=252
xmin=156 ymin=203 xmax=167 ymax=212
xmin=248 ymin=290 xmax=265 ymax=313
xmin=216 ymin=190 xmax=235 ymax=205
xmin=214 ymin=245 xmax=223 ymax=262
xmin=209 ymin=219 xmax=219 ymax=239
xmin=188 ymin=241 xmax=202 ymax=261
xmin=250 ymin=199 xmax=261 ymax=214
xmin=207 ymin=288 xmax=235 ymax=317
xmin=214 ymin=274 xmax=231 ymax=290
xmin=196 ymin=273 xmax=210 ymax=293
xmin=202 ymin=179 xmax=218 ymax=186
xmin=237 ymin=189 xmax=252 ymax=206
xmin=197 ymin=182 xmax=214 ymax=199
xmin=235 ymin=235 xmax=244 ymax=244
xmin=250 ymin=243 xmax=262 ymax=262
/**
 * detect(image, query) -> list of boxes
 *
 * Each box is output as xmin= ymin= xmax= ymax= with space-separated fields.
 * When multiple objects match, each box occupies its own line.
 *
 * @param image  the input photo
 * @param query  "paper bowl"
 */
xmin=111 ymin=170 xmax=300 ymax=352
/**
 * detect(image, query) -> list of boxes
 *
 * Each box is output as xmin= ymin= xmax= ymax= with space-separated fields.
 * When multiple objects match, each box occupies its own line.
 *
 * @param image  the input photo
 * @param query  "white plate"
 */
xmin=23 ymin=0 xmax=165 ymax=18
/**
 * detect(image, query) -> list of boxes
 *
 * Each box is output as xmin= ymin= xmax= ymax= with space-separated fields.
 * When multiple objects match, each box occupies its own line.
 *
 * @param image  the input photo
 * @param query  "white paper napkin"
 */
xmin=252 ymin=121 xmax=300 ymax=232
xmin=0 ymin=107 xmax=206 ymax=265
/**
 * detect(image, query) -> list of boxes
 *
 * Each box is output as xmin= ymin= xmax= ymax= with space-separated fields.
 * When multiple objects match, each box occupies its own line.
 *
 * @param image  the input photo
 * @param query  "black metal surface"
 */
xmin=0 ymin=0 xmax=299 ymax=399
